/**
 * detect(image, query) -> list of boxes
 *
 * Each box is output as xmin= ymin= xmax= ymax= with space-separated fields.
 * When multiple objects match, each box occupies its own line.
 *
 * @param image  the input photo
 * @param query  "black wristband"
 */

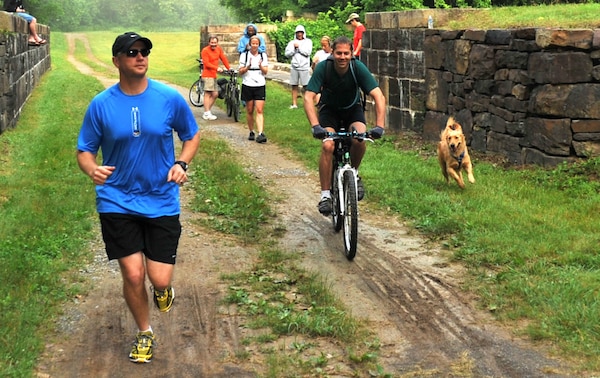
xmin=174 ymin=160 xmax=188 ymax=171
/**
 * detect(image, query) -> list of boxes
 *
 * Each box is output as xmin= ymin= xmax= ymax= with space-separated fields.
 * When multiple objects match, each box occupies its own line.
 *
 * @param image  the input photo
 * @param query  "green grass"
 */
xmin=447 ymin=4 xmax=600 ymax=29
xmin=0 ymin=33 xmax=102 ymax=376
xmin=79 ymin=31 xmax=200 ymax=88
xmin=188 ymin=138 xmax=277 ymax=243
xmin=222 ymin=248 xmax=384 ymax=376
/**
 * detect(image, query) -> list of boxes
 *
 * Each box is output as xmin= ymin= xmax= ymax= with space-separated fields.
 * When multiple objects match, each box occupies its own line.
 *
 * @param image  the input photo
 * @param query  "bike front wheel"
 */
xmin=188 ymin=79 xmax=204 ymax=107
xmin=232 ymin=87 xmax=241 ymax=122
xmin=331 ymin=170 xmax=343 ymax=232
xmin=342 ymin=170 xmax=358 ymax=260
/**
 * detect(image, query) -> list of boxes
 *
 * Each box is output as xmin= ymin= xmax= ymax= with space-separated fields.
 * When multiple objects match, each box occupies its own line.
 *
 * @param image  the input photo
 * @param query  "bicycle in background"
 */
xmin=188 ymin=59 xmax=204 ymax=107
xmin=327 ymin=127 xmax=373 ymax=260
xmin=220 ymin=69 xmax=241 ymax=122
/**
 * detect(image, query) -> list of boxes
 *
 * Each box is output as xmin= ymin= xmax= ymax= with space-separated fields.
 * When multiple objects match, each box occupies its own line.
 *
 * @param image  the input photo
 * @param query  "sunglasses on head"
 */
xmin=123 ymin=48 xmax=150 ymax=57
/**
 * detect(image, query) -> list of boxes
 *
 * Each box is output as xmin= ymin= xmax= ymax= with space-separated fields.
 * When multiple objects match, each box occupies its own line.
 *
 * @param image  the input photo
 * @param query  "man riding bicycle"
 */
xmin=303 ymin=36 xmax=386 ymax=216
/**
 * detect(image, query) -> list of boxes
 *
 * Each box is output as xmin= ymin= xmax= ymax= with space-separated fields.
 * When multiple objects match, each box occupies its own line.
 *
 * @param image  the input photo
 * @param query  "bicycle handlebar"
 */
xmin=221 ymin=69 xmax=238 ymax=75
xmin=325 ymin=130 xmax=374 ymax=142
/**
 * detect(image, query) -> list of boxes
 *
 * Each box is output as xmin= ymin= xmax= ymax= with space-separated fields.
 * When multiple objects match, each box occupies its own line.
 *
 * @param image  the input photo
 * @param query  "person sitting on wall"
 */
xmin=3 ymin=0 xmax=46 ymax=46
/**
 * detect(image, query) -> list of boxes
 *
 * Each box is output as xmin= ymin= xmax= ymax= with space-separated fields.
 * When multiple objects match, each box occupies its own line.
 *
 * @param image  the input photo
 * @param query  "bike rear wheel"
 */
xmin=342 ymin=170 xmax=358 ymax=260
xmin=226 ymin=86 xmax=233 ymax=117
xmin=232 ymin=87 xmax=241 ymax=122
xmin=188 ymin=79 xmax=204 ymax=107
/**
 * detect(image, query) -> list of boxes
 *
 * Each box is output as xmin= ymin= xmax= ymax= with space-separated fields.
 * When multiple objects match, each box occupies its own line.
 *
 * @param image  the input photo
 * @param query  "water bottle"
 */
xmin=428 ymin=15 xmax=433 ymax=29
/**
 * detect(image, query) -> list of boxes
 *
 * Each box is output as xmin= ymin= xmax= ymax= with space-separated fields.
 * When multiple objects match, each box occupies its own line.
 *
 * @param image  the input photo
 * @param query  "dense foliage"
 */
xmin=13 ymin=0 xmax=597 ymax=31
xmin=268 ymin=11 xmax=353 ymax=62
xmin=11 ymin=0 xmax=237 ymax=31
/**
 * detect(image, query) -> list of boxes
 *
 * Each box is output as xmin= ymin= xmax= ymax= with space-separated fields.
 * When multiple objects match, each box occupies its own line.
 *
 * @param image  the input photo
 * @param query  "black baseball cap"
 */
xmin=112 ymin=32 xmax=153 ymax=57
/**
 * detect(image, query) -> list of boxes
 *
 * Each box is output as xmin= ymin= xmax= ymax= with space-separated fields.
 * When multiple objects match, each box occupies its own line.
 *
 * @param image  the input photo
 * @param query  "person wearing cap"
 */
xmin=201 ymin=35 xmax=231 ymax=121
xmin=345 ymin=12 xmax=366 ymax=58
xmin=284 ymin=24 xmax=312 ymax=109
xmin=76 ymin=31 xmax=200 ymax=364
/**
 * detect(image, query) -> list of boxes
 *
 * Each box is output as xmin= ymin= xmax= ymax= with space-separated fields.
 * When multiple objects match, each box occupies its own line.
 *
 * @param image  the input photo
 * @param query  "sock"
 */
xmin=140 ymin=326 xmax=153 ymax=334
xmin=321 ymin=190 xmax=331 ymax=199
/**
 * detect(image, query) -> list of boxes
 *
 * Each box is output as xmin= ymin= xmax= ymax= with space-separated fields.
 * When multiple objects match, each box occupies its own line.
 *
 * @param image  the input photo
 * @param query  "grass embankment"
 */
xmin=0 ymin=35 xmax=102 ymax=376
xmin=448 ymin=3 xmax=600 ymax=29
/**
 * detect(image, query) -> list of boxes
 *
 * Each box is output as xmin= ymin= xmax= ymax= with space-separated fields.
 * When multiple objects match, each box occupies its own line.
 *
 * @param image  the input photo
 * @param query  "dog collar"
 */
xmin=453 ymin=151 xmax=465 ymax=166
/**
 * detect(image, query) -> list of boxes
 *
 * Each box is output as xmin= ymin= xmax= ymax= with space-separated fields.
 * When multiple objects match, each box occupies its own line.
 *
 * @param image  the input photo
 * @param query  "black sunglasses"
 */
xmin=123 ymin=48 xmax=150 ymax=57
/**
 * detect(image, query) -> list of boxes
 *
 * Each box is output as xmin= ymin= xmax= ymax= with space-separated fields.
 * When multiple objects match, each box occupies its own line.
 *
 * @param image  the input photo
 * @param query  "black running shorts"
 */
xmin=241 ymin=84 xmax=266 ymax=102
xmin=99 ymin=213 xmax=181 ymax=264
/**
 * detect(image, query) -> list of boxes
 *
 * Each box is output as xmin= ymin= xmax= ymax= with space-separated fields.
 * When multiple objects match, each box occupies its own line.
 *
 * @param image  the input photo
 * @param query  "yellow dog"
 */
xmin=437 ymin=117 xmax=475 ymax=189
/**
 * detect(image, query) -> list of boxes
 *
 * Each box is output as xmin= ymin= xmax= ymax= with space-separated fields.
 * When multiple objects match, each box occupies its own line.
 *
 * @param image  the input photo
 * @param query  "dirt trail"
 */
xmin=36 ymin=33 xmax=576 ymax=377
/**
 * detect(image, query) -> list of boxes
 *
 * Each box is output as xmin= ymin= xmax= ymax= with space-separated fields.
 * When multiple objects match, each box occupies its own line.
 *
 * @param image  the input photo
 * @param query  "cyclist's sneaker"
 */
xmin=256 ymin=133 xmax=267 ymax=144
xmin=202 ymin=112 xmax=217 ymax=121
xmin=153 ymin=286 xmax=174 ymax=313
xmin=289 ymin=105 xmax=298 ymax=109
xmin=129 ymin=330 xmax=155 ymax=363
xmin=318 ymin=197 xmax=332 ymax=216
xmin=357 ymin=176 xmax=364 ymax=201
xmin=248 ymin=131 xmax=255 ymax=141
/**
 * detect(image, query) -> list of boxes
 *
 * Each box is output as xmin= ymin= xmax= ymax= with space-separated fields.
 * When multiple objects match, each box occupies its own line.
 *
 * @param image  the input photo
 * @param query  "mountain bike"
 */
xmin=188 ymin=59 xmax=204 ymax=107
xmin=327 ymin=127 xmax=373 ymax=260
xmin=221 ymin=69 xmax=241 ymax=122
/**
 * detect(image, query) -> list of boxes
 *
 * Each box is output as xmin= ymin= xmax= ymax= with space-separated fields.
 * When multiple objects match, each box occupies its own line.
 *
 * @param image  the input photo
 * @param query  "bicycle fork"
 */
xmin=335 ymin=164 xmax=358 ymax=217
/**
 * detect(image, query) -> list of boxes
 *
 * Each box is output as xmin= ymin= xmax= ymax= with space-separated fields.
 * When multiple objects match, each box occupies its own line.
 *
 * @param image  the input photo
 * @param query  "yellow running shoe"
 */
xmin=153 ymin=286 xmax=174 ymax=313
xmin=129 ymin=331 xmax=155 ymax=363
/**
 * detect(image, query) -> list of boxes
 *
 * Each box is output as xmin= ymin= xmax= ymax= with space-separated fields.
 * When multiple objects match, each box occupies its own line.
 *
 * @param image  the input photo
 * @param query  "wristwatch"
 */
xmin=174 ymin=160 xmax=188 ymax=171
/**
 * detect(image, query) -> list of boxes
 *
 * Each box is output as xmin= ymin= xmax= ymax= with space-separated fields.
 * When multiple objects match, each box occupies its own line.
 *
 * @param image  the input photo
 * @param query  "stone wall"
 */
xmin=0 ymin=11 xmax=50 ymax=135
xmin=363 ymin=10 xmax=600 ymax=167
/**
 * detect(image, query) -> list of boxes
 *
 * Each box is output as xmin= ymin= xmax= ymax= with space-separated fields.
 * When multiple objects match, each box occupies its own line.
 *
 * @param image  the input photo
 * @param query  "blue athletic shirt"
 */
xmin=77 ymin=79 xmax=199 ymax=217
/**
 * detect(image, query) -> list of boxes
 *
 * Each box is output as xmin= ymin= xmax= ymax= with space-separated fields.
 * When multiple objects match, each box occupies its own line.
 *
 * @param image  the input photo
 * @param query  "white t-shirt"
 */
xmin=313 ymin=49 xmax=330 ymax=65
xmin=239 ymin=51 xmax=268 ymax=87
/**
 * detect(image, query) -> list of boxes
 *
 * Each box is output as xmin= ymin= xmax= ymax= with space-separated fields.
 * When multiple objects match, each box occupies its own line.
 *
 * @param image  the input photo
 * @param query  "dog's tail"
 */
xmin=446 ymin=116 xmax=462 ymax=131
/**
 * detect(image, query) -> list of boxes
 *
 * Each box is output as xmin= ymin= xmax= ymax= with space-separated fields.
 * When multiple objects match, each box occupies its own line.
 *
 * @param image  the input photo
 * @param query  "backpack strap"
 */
xmin=244 ymin=51 xmax=264 ymax=70
xmin=323 ymin=56 xmax=365 ymax=110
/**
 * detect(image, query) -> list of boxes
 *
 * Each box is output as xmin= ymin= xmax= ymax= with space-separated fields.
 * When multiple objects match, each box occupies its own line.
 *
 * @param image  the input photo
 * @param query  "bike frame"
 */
xmin=333 ymin=156 xmax=358 ymax=218
xmin=221 ymin=69 xmax=241 ymax=122
xmin=327 ymin=128 xmax=371 ymax=260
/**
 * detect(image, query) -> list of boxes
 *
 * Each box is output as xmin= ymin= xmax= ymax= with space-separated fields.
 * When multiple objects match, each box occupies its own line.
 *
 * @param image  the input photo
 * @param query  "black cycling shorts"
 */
xmin=99 ymin=213 xmax=181 ymax=264
xmin=317 ymin=103 xmax=366 ymax=131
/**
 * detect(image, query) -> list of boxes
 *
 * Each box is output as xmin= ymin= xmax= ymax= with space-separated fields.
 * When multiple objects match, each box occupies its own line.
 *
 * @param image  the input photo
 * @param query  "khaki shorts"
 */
xmin=290 ymin=69 xmax=311 ymax=86
xmin=203 ymin=77 xmax=218 ymax=91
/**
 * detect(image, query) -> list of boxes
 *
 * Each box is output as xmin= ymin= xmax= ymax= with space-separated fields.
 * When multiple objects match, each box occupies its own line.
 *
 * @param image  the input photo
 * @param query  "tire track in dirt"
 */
xmin=206 ymin=122 xmax=574 ymax=377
